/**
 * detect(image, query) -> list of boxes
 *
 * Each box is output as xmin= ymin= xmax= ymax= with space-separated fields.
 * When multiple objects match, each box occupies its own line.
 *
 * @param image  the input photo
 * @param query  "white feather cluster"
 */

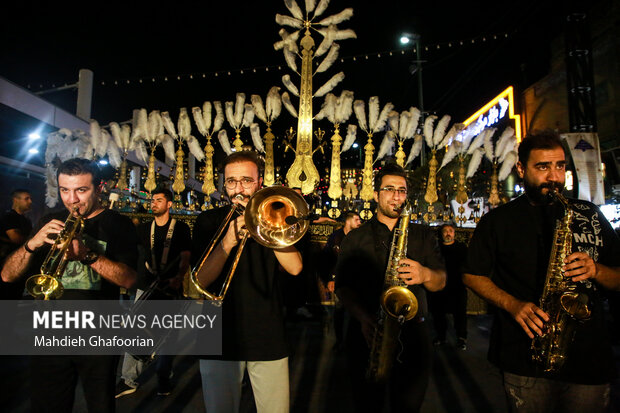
xmin=177 ymin=108 xmax=192 ymax=140
xmin=316 ymin=43 xmax=339 ymax=73
xmin=266 ymin=87 xmax=282 ymax=121
xmin=282 ymin=74 xmax=300 ymax=96
xmin=353 ymin=100 xmax=367 ymax=131
xmin=314 ymin=93 xmax=336 ymax=121
xmin=423 ymin=115 xmax=437 ymax=148
xmin=467 ymin=147 xmax=485 ymax=178
xmin=161 ymin=111 xmax=178 ymax=140
xmin=439 ymin=141 xmax=462 ymax=170
xmin=406 ymin=135 xmax=424 ymax=166
xmin=375 ymin=133 xmax=395 ymax=162
xmin=432 ymin=115 xmax=451 ymax=147
xmin=341 ymin=124 xmax=357 ymax=152
xmin=250 ymin=123 xmax=265 ymax=153
xmin=499 ymin=151 xmax=518 ymax=181
xmin=218 ymin=130 xmax=233 ymax=155
xmin=281 ymin=92 xmax=298 ymax=118
xmin=314 ymin=72 xmax=345 ymax=98
xmin=334 ymin=90 xmax=354 ymax=124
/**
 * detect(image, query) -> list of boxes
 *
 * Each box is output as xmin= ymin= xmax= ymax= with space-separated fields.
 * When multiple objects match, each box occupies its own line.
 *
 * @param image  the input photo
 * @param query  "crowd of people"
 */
xmin=0 ymin=129 xmax=619 ymax=412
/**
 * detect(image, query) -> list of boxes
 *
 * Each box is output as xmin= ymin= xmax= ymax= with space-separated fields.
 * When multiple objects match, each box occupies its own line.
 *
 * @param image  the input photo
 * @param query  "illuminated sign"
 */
xmin=461 ymin=86 xmax=523 ymax=142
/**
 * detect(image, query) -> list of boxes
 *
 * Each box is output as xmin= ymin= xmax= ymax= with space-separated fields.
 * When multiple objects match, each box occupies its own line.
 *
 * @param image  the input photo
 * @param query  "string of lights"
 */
xmin=26 ymin=32 xmax=510 ymax=92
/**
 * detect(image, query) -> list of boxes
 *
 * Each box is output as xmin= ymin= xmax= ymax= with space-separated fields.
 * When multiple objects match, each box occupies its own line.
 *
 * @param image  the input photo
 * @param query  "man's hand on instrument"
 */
xmin=564 ymin=251 xmax=597 ymax=282
xmin=64 ymin=237 xmax=89 ymax=261
xmin=397 ymin=258 xmax=430 ymax=285
xmin=29 ymin=219 xmax=65 ymax=250
xmin=507 ymin=299 xmax=549 ymax=339
xmin=221 ymin=215 xmax=246 ymax=254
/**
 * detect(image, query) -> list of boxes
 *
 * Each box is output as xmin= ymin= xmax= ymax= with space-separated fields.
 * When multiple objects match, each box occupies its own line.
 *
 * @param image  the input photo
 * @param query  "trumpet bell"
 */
xmin=25 ymin=274 xmax=64 ymax=300
xmin=244 ymin=186 xmax=309 ymax=248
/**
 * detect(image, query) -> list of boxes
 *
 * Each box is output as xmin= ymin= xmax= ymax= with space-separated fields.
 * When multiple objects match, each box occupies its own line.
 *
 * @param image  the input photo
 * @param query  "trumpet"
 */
xmin=26 ymin=207 xmax=84 ymax=300
xmin=191 ymin=186 xmax=309 ymax=305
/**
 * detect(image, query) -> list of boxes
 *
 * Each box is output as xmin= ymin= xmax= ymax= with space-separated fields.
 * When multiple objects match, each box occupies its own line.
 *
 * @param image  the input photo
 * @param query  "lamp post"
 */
xmin=400 ymin=33 xmax=425 ymax=165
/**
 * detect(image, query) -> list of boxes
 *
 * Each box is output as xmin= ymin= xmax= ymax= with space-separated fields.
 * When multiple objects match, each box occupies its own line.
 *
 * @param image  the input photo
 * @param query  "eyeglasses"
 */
xmin=379 ymin=187 xmax=408 ymax=196
xmin=224 ymin=178 xmax=256 ymax=190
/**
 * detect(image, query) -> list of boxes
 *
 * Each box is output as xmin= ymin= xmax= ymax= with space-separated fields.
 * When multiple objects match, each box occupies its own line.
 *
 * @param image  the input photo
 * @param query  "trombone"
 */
xmin=191 ymin=186 xmax=309 ymax=305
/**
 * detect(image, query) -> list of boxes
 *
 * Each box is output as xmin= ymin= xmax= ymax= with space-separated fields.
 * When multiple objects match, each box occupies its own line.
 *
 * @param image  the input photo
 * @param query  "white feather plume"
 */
xmin=134 ymin=139 xmax=149 ymax=164
xmin=225 ymin=101 xmax=236 ymax=128
xmin=316 ymin=43 xmax=339 ymax=73
xmin=283 ymin=47 xmax=298 ymax=72
xmin=387 ymin=111 xmax=399 ymax=135
xmin=341 ymin=124 xmax=357 ymax=152
xmin=266 ymin=87 xmax=282 ymax=121
xmin=213 ymin=101 xmax=225 ymax=132
xmin=314 ymin=72 xmax=344 ymax=97
xmin=234 ymin=93 xmax=246 ymax=127
xmin=89 ymin=120 xmax=101 ymax=154
xmin=406 ymin=135 xmax=424 ymax=166
xmin=483 ymin=128 xmax=497 ymax=161
xmin=439 ymin=141 xmax=460 ymax=170
xmin=106 ymin=139 xmax=121 ymax=168
xmin=178 ymin=108 xmax=192 ymax=140
xmin=398 ymin=111 xmax=409 ymax=138
xmin=131 ymin=109 xmax=145 ymax=142
xmin=335 ymin=90 xmax=354 ymax=124
xmin=315 ymin=27 xmax=334 ymax=57
xmin=192 ymin=106 xmax=208 ymax=136
xmin=437 ymin=124 xmax=458 ymax=149
xmin=314 ymin=93 xmax=336 ymax=121
xmin=499 ymin=151 xmax=518 ymax=181
xmin=432 ymin=115 xmax=451 ymax=147
xmin=281 ymin=92 xmax=298 ymax=118
xmin=161 ymin=135 xmax=176 ymax=161
xmin=466 ymin=130 xmax=487 ymax=155
xmin=122 ymin=125 xmax=133 ymax=150
xmin=375 ymin=133 xmax=394 ymax=162
xmin=284 ymin=0 xmax=304 ymax=20
xmin=202 ymin=101 xmax=213 ymax=131
xmin=250 ymin=123 xmax=265 ymax=153
xmin=494 ymin=127 xmax=515 ymax=159
xmin=275 ymin=14 xmax=303 ymax=28
xmin=499 ymin=138 xmax=518 ymax=163
xmin=317 ymin=8 xmax=353 ymax=25
xmin=217 ymin=130 xmax=233 ymax=155
xmin=242 ymin=104 xmax=255 ymax=128
xmin=423 ymin=115 xmax=437 ymax=148
xmin=404 ymin=107 xmax=421 ymax=140
xmin=282 ymin=74 xmax=299 ymax=96
xmin=305 ymin=0 xmax=316 ymax=13
xmin=96 ymin=129 xmax=110 ymax=157
xmin=467 ymin=147 xmax=485 ymax=178
xmin=368 ymin=97 xmax=379 ymax=131
xmin=187 ymin=135 xmax=205 ymax=161
xmin=251 ymin=95 xmax=267 ymax=124
xmin=313 ymin=0 xmax=330 ymax=17
xmin=373 ymin=102 xmax=394 ymax=132
xmin=273 ymin=29 xmax=300 ymax=53
xmin=460 ymin=125 xmax=477 ymax=152
xmin=109 ymin=122 xmax=123 ymax=150
xmin=353 ymin=100 xmax=367 ymax=131
xmin=161 ymin=111 xmax=178 ymax=140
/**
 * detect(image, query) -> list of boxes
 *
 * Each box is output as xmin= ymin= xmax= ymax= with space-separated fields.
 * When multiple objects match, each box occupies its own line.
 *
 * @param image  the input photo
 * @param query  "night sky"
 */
xmin=0 ymin=0 xmax=589 ymax=166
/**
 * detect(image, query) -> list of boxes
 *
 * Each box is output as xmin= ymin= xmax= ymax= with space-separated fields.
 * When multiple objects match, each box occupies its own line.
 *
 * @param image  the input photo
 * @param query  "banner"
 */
xmin=562 ymin=132 xmax=605 ymax=205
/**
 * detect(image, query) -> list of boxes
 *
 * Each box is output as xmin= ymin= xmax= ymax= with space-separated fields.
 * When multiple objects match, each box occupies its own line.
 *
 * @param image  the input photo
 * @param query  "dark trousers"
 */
xmin=344 ymin=320 xmax=433 ymax=413
xmin=30 ymin=355 xmax=118 ymax=413
xmin=430 ymin=288 xmax=468 ymax=340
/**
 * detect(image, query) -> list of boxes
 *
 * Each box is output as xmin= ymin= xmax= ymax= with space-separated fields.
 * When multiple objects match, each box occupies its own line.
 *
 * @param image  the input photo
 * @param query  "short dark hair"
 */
xmin=57 ymin=158 xmax=102 ymax=187
xmin=374 ymin=162 xmax=408 ymax=192
xmin=518 ymin=129 xmax=564 ymax=166
xmin=440 ymin=222 xmax=456 ymax=231
xmin=220 ymin=151 xmax=264 ymax=178
xmin=343 ymin=210 xmax=360 ymax=222
xmin=152 ymin=188 xmax=173 ymax=202
xmin=11 ymin=189 xmax=30 ymax=199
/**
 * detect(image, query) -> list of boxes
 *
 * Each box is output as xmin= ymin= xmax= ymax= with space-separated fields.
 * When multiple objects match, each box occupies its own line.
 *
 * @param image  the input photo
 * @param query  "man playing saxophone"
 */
xmin=335 ymin=163 xmax=445 ymax=413
xmin=1 ymin=158 xmax=138 ymax=412
xmin=464 ymin=130 xmax=620 ymax=412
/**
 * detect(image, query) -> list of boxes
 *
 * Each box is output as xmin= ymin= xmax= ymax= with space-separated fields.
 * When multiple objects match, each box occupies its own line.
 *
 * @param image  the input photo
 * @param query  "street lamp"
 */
xmin=400 ymin=32 xmax=425 ymax=165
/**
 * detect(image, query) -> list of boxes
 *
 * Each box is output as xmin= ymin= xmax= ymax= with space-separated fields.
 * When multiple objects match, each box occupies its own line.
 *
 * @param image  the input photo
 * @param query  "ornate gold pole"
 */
xmin=116 ymin=154 xmax=128 ymax=190
xmin=144 ymin=148 xmax=158 ymax=193
xmin=171 ymin=145 xmax=186 ymax=195
xmin=424 ymin=149 xmax=438 ymax=204
xmin=395 ymin=139 xmax=406 ymax=167
xmin=263 ymin=123 xmax=276 ymax=186
xmin=232 ymin=129 xmax=244 ymax=152
xmin=202 ymin=136 xmax=216 ymax=196
xmin=454 ymin=154 xmax=468 ymax=225
xmin=359 ymin=133 xmax=375 ymax=201
xmin=286 ymin=26 xmax=319 ymax=194
xmin=327 ymin=124 xmax=343 ymax=200
xmin=488 ymin=162 xmax=500 ymax=207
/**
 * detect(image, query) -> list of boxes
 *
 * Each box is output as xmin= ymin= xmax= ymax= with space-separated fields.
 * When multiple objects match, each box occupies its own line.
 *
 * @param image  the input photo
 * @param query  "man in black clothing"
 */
xmin=1 ymin=158 xmax=138 ymax=413
xmin=116 ymin=187 xmax=191 ymax=398
xmin=429 ymin=222 xmax=469 ymax=349
xmin=464 ymin=130 xmax=620 ymax=412
xmin=0 ymin=189 xmax=33 ymax=299
xmin=335 ymin=163 xmax=446 ymax=413
xmin=192 ymin=151 xmax=303 ymax=413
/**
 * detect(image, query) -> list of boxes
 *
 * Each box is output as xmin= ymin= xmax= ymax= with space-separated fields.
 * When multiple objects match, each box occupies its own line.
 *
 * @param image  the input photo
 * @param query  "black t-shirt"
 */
xmin=137 ymin=217 xmax=191 ymax=283
xmin=440 ymin=242 xmax=468 ymax=291
xmin=0 ymin=209 xmax=32 ymax=261
xmin=27 ymin=209 xmax=138 ymax=300
xmin=192 ymin=206 xmax=288 ymax=361
xmin=464 ymin=195 xmax=620 ymax=384
xmin=335 ymin=216 xmax=445 ymax=334
xmin=318 ymin=228 xmax=345 ymax=283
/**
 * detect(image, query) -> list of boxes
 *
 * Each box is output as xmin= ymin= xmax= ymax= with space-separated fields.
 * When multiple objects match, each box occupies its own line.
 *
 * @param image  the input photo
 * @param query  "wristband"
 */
xmin=24 ymin=241 xmax=36 ymax=254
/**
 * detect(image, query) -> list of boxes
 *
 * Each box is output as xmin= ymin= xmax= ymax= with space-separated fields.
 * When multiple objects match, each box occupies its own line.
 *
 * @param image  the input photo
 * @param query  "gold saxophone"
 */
xmin=366 ymin=202 xmax=419 ymax=382
xmin=531 ymin=190 xmax=592 ymax=372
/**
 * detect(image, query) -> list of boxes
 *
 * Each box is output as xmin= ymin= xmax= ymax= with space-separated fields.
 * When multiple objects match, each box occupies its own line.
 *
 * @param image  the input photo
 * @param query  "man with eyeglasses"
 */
xmin=192 ymin=151 xmax=303 ymax=413
xmin=335 ymin=162 xmax=446 ymax=412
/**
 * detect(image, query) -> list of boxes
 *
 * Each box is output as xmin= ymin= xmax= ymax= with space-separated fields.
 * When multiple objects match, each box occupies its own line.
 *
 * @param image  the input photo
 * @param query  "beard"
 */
xmin=523 ymin=178 xmax=564 ymax=205
xmin=378 ymin=201 xmax=403 ymax=219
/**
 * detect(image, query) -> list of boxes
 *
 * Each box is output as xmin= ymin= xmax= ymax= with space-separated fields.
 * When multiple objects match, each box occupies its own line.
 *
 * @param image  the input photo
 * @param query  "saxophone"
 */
xmin=531 ymin=190 xmax=592 ymax=372
xmin=366 ymin=203 xmax=419 ymax=382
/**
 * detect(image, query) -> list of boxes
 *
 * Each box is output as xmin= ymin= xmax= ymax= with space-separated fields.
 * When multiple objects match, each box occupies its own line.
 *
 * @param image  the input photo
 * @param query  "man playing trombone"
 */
xmin=192 ymin=151 xmax=303 ymax=413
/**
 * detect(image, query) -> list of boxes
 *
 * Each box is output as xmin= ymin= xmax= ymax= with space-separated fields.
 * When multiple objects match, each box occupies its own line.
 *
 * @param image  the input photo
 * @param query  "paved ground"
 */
xmin=2 ymin=309 xmax=619 ymax=412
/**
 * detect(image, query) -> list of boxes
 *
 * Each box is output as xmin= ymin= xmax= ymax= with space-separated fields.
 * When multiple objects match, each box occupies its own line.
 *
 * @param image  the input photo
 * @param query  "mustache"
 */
xmin=539 ymin=182 xmax=563 ymax=192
